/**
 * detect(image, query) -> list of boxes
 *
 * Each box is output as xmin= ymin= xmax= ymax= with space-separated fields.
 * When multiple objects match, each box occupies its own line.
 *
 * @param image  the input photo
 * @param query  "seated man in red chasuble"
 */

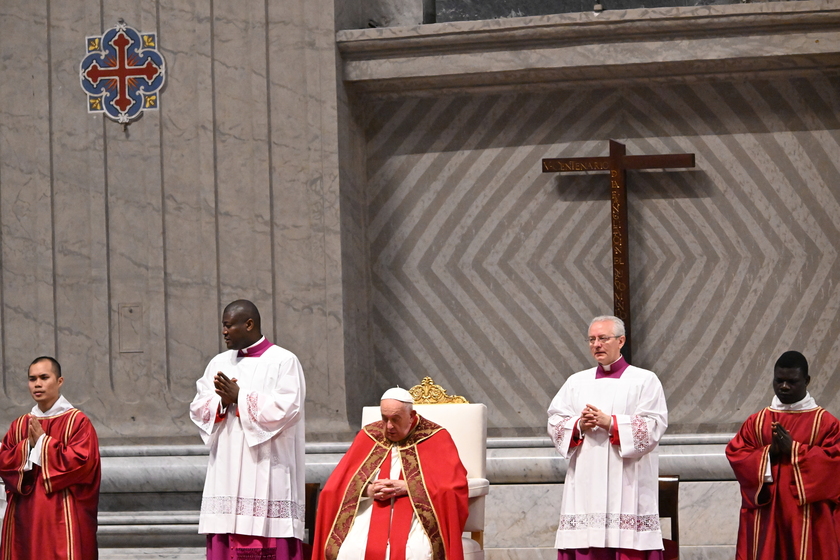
xmin=0 ymin=356 xmax=101 ymax=560
xmin=313 ymin=388 xmax=469 ymax=560
xmin=726 ymin=350 xmax=840 ymax=560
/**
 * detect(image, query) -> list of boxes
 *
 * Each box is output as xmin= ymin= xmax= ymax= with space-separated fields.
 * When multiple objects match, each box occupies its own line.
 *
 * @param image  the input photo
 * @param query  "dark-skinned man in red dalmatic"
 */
xmin=726 ymin=350 xmax=840 ymax=560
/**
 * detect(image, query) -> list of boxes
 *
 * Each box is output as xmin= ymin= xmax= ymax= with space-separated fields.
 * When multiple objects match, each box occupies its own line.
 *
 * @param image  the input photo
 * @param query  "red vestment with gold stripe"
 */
xmin=726 ymin=406 xmax=840 ymax=560
xmin=0 ymin=410 xmax=100 ymax=560
xmin=313 ymin=416 xmax=469 ymax=560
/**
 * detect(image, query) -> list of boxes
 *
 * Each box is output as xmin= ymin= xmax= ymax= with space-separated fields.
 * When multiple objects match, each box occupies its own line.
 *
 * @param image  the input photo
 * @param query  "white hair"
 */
xmin=590 ymin=315 xmax=625 ymax=337
xmin=381 ymin=398 xmax=413 ymax=413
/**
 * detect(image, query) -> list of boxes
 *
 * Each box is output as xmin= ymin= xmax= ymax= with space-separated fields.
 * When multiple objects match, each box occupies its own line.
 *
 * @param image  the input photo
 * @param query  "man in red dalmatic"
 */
xmin=313 ymin=388 xmax=469 ymax=560
xmin=0 ymin=356 xmax=101 ymax=560
xmin=726 ymin=350 xmax=840 ymax=560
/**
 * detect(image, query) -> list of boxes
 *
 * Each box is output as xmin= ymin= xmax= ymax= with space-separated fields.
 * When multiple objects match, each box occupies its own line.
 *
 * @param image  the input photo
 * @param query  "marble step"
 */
xmin=97 ymin=511 xmax=203 ymax=548
xmin=99 ymin=512 xmax=199 ymax=525
xmin=99 ymin=549 xmax=204 ymax=560
xmin=97 ymin=546 xmax=737 ymax=560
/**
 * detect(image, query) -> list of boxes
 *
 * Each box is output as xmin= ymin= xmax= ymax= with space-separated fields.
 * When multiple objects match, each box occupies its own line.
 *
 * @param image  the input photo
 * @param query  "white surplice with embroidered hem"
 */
xmin=547 ymin=365 xmax=667 ymax=551
xmin=190 ymin=344 xmax=306 ymax=539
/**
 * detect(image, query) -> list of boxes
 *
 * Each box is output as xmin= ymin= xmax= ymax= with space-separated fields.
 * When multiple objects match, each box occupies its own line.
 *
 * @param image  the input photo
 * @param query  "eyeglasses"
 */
xmin=588 ymin=336 xmax=620 ymax=345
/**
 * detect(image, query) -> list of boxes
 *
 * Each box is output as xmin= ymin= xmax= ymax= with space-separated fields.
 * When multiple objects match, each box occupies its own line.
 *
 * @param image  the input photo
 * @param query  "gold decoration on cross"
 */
xmin=87 ymin=38 xmax=100 ymax=52
xmin=89 ymin=97 xmax=102 ymax=110
xmin=408 ymin=377 xmax=469 ymax=404
xmin=142 ymin=35 xmax=156 ymax=48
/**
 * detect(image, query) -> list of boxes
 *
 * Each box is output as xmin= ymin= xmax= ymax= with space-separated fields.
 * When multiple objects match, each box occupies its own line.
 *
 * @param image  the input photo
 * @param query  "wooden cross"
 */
xmin=542 ymin=140 xmax=695 ymax=363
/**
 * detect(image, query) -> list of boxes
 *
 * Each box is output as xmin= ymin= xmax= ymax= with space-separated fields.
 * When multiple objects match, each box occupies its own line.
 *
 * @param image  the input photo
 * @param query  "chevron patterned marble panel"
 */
xmin=363 ymin=76 xmax=840 ymax=435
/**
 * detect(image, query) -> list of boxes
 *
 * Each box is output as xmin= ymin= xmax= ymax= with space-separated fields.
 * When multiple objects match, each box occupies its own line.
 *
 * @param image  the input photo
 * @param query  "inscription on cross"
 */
xmin=542 ymin=140 xmax=695 ymax=363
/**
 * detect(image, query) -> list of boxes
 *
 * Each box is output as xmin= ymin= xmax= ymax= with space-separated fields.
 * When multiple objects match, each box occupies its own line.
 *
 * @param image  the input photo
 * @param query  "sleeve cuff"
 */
xmin=764 ymin=456 xmax=773 ymax=483
xmin=570 ymin=423 xmax=584 ymax=448
xmin=609 ymin=415 xmax=620 ymax=445
xmin=25 ymin=434 xmax=46 ymax=471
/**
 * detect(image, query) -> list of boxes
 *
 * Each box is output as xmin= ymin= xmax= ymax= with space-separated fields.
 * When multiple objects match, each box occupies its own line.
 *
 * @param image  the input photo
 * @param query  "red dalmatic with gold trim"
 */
xmin=726 ymin=406 xmax=840 ymax=560
xmin=0 ymin=409 xmax=101 ymax=560
xmin=313 ymin=416 xmax=469 ymax=560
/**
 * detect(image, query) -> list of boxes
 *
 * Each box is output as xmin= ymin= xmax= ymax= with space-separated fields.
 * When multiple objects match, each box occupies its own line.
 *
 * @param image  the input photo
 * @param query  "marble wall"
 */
xmin=352 ymin=76 xmax=840 ymax=436
xmin=435 ymin=0 xmax=739 ymax=22
xmin=2 ymin=0 xmax=840 ymax=445
xmin=0 ymin=0 xmax=349 ymax=441
xmin=343 ymin=0 xmax=750 ymax=27
xmin=3 ymin=4 xmax=823 ymax=555
xmin=333 ymin=2 xmax=840 ymax=436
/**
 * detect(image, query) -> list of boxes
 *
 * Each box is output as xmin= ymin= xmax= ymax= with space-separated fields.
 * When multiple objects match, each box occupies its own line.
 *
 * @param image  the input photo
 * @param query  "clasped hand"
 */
xmin=214 ymin=372 xmax=239 ymax=408
xmin=769 ymin=421 xmax=792 ymax=460
xmin=28 ymin=417 xmax=45 ymax=447
xmin=367 ymin=479 xmax=408 ymax=501
xmin=580 ymin=404 xmax=611 ymax=432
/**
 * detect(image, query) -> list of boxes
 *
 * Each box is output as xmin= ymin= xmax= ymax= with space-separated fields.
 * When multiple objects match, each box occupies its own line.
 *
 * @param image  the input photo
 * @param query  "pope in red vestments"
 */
xmin=0 ymin=356 xmax=101 ymax=560
xmin=726 ymin=351 xmax=840 ymax=560
xmin=313 ymin=389 xmax=469 ymax=560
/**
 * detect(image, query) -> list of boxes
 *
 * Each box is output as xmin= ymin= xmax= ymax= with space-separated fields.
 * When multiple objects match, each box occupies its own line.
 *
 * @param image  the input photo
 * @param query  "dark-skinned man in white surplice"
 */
xmin=190 ymin=299 xmax=307 ymax=560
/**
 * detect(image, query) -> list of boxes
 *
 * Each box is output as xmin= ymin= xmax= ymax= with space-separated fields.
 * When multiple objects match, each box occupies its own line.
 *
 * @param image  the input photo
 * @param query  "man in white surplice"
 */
xmin=547 ymin=315 xmax=667 ymax=560
xmin=190 ymin=299 xmax=306 ymax=560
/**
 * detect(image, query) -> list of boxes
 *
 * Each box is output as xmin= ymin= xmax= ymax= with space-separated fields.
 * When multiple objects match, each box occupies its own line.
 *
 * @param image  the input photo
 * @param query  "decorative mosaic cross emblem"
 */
xmin=80 ymin=22 xmax=166 ymax=125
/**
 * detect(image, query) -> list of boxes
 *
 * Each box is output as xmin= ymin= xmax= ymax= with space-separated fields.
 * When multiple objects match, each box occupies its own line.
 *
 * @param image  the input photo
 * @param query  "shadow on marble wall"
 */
xmin=357 ymin=76 xmax=840 ymax=436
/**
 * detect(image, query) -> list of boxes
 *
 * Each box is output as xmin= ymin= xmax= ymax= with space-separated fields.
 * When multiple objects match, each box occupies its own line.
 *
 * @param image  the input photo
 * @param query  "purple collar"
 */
xmin=237 ymin=337 xmax=273 ymax=358
xmin=595 ymin=356 xmax=629 ymax=379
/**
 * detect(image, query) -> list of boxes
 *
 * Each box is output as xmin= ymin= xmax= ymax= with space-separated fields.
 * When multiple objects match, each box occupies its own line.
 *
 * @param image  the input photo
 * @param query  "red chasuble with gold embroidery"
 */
xmin=313 ymin=416 xmax=469 ymax=560
xmin=0 ymin=409 xmax=100 ymax=560
xmin=726 ymin=406 xmax=840 ymax=560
